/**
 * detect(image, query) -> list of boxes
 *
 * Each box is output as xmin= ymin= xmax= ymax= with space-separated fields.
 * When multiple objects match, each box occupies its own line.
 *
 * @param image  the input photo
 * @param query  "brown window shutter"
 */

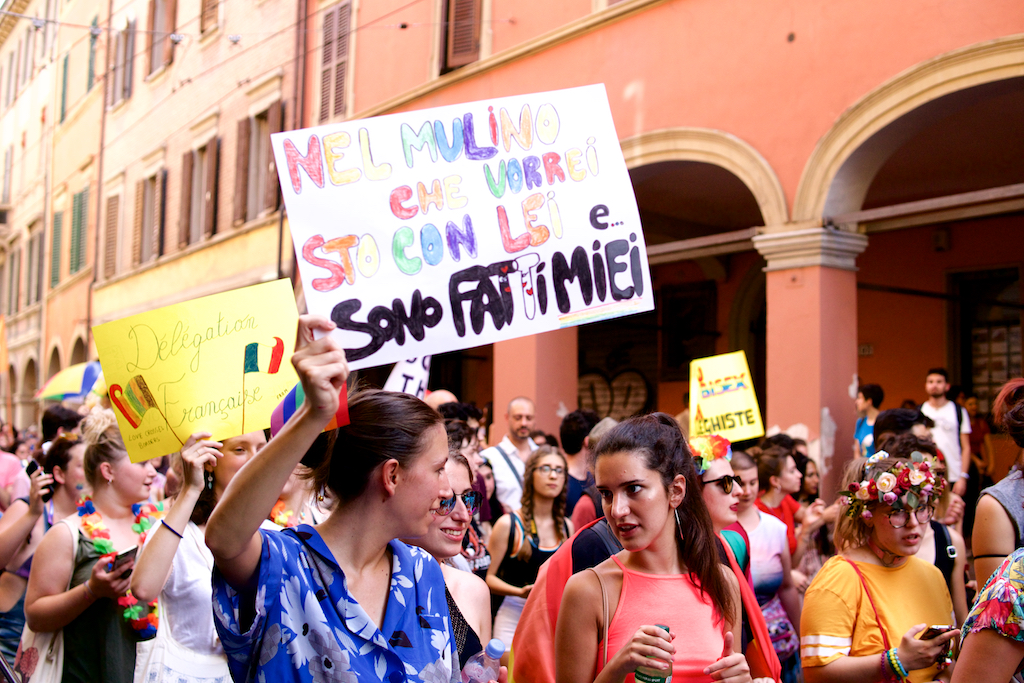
xmin=124 ymin=21 xmax=135 ymax=98
xmin=178 ymin=150 xmax=192 ymax=249
xmin=446 ymin=0 xmax=480 ymax=68
xmin=204 ymin=137 xmax=218 ymax=238
xmin=233 ymin=117 xmax=250 ymax=226
xmin=163 ymin=0 xmax=177 ymax=66
xmin=104 ymin=194 xmax=119 ymax=278
xmin=319 ymin=7 xmax=335 ymax=123
xmin=132 ymin=180 xmax=144 ymax=265
xmin=145 ymin=0 xmax=155 ymax=74
xmin=333 ymin=3 xmax=350 ymax=118
xmin=263 ymin=101 xmax=281 ymax=213
xmin=153 ymin=168 xmax=166 ymax=258
xmin=200 ymin=0 xmax=216 ymax=33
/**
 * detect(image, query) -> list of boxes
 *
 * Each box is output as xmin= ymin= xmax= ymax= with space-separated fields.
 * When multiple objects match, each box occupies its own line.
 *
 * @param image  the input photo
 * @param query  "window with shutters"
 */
xmin=108 ymin=20 xmax=136 ymax=108
xmin=147 ymin=0 xmax=176 ymax=76
xmin=4 ymin=52 xmax=13 ymax=107
xmin=69 ymin=188 xmax=88 ymax=275
xmin=183 ymin=139 xmax=218 ymax=245
xmin=442 ymin=0 xmax=481 ymax=72
xmin=50 ymin=211 xmax=62 ymax=288
xmin=2 ymin=147 xmax=11 ymax=204
xmin=103 ymin=195 xmax=119 ymax=279
xmin=23 ymin=28 xmax=33 ymax=86
xmin=137 ymin=171 xmax=166 ymax=264
xmin=59 ymin=53 xmax=67 ymax=122
xmin=87 ymin=17 xmax=98 ymax=91
xmin=6 ymin=246 xmax=19 ymax=315
xmin=200 ymin=0 xmax=217 ymax=34
xmin=25 ymin=229 xmax=42 ymax=305
xmin=318 ymin=2 xmax=350 ymax=123
xmin=235 ymin=102 xmax=281 ymax=225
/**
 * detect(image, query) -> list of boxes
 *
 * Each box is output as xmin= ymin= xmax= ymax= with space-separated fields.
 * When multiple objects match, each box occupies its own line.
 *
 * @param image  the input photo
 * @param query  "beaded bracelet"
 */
xmin=886 ymin=648 xmax=909 ymax=680
xmin=162 ymin=522 xmax=184 ymax=540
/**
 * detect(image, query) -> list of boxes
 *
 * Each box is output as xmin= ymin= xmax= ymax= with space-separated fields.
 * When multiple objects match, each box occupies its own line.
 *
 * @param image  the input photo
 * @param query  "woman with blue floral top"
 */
xmin=206 ymin=315 xmax=461 ymax=683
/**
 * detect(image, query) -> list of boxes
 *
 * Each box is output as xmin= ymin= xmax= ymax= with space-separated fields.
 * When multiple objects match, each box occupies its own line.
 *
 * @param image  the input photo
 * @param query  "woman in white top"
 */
xmin=129 ymin=429 xmax=267 ymax=682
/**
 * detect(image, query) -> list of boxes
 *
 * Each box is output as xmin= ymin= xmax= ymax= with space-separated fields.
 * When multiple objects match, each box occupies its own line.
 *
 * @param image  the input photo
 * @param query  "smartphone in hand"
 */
xmin=109 ymin=546 xmax=139 ymax=577
xmin=921 ymin=625 xmax=953 ymax=640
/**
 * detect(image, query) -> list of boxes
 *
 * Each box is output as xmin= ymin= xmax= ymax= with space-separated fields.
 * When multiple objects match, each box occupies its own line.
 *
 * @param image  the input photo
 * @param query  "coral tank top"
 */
xmin=596 ymin=555 xmax=725 ymax=683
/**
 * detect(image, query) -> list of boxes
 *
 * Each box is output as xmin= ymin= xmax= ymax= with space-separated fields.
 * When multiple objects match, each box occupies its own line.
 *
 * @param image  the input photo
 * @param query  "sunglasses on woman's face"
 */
xmin=701 ymin=474 xmax=743 ymax=495
xmin=437 ymin=490 xmax=483 ymax=516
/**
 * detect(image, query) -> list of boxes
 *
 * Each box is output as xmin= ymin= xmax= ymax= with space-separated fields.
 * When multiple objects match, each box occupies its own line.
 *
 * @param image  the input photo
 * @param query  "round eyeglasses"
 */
xmin=887 ymin=505 xmax=934 ymax=529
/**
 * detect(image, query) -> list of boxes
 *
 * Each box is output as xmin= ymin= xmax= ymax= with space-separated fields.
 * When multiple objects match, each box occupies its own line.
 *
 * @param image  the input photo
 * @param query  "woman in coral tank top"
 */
xmin=555 ymin=414 xmax=753 ymax=683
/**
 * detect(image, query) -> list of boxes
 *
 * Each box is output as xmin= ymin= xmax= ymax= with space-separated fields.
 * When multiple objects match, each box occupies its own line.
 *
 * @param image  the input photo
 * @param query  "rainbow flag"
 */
xmin=270 ymin=382 xmax=349 ymax=437
xmin=110 ymin=376 xmax=158 ymax=429
xmin=243 ymin=338 xmax=284 ymax=375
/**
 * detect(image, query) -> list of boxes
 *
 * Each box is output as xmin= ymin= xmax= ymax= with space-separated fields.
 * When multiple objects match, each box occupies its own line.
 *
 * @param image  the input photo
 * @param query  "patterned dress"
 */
xmin=212 ymin=524 xmax=455 ymax=683
xmin=962 ymin=547 xmax=1024 ymax=653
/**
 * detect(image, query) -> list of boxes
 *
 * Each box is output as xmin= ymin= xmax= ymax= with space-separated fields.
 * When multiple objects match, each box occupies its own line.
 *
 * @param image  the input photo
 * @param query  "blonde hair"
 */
xmin=81 ymin=409 xmax=128 ymax=486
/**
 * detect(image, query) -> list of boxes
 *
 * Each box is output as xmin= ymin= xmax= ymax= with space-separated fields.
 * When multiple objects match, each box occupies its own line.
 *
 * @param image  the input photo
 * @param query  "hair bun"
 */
xmin=81 ymin=409 xmax=119 ymax=446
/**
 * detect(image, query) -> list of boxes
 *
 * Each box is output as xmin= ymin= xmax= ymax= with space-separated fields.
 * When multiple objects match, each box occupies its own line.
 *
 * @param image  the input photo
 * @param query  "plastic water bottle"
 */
xmin=634 ymin=624 xmax=672 ymax=683
xmin=461 ymin=638 xmax=505 ymax=683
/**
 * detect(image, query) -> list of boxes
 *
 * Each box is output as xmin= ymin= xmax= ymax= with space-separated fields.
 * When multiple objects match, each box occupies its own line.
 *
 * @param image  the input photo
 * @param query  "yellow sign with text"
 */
xmin=689 ymin=350 xmax=764 ymax=442
xmin=93 ymin=279 xmax=300 ymax=462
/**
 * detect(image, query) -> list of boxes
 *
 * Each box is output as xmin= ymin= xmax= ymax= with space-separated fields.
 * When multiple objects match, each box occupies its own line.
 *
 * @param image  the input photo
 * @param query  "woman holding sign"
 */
xmin=206 ymin=315 xmax=479 ymax=683
xmin=25 ymin=410 xmax=162 ymax=683
xmin=129 ymin=429 xmax=269 ymax=681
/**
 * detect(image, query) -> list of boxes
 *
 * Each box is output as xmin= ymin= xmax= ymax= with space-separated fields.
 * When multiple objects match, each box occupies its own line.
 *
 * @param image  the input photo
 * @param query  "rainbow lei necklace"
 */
xmin=77 ymin=497 xmax=166 ymax=639
xmin=271 ymin=500 xmax=297 ymax=528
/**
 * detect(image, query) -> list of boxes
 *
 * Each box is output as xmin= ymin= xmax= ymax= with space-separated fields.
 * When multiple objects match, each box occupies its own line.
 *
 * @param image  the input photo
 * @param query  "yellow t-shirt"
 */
xmin=800 ymin=555 xmax=954 ymax=683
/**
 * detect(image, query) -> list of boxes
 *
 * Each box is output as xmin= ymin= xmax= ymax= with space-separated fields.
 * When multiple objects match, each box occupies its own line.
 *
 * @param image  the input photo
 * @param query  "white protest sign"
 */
xmin=383 ymin=356 xmax=431 ymax=398
xmin=272 ymin=84 xmax=653 ymax=369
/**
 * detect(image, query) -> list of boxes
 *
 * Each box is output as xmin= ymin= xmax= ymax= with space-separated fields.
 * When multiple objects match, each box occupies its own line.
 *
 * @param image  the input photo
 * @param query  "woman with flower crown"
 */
xmin=800 ymin=441 xmax=960 ymax=683
xmin=24 ymin=409 xmax=163 ymax=683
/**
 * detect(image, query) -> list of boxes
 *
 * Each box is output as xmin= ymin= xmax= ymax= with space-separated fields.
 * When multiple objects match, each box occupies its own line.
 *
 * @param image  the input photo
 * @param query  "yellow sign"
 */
xmin=689 ymin=350 xmax=764 ymax=442
xmin=92 ymin=279 xmax=300 ymax=462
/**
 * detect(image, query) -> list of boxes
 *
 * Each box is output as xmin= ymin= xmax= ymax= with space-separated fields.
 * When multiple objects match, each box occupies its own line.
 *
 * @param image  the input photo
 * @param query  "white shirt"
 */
xmin=921 ymin=400 xmax=971 ymax=481
xmin=481 ymin=435 xmax=537 ymax=511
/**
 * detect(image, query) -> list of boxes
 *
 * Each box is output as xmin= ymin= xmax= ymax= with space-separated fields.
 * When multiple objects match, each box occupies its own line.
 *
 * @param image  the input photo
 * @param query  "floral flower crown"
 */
xmin=840 ymin=450 xmax=945 ymax=520
xmin=689 ymin=435 xmax=732 ymax=475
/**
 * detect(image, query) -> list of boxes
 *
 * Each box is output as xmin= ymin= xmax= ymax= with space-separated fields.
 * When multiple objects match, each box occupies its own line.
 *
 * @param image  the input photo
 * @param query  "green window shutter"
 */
xmin=87 ymin=18 xmax=98 ymax=91
xmin=50 ymin=211 xmax=62 ymax=288
xmin=70 ymin=192 xmax=82 ymax=274
xmin=60 ymin=54 xmax=68 ymax=122
xmin=74 ymin=189 xmax=88 ymax=272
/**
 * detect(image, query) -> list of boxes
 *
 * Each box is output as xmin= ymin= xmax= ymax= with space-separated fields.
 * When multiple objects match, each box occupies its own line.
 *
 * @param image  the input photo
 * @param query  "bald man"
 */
xmin=424 ymin=389 xmax=458 ymax=411
xmin=481 ymin=396 xmax=538 ymax=513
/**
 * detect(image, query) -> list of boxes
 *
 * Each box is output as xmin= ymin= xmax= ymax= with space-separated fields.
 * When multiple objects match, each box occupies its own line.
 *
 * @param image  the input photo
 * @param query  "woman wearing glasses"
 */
xmin=800 ymin=448 xmax=958 ymax=683
xmin=487 ymin=446 xmax=573 ymax=646
xmin=405 ymin=454 xmax=491 ymax=668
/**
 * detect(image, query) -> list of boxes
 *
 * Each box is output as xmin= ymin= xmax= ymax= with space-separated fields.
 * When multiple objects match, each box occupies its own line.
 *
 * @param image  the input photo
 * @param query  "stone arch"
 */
xmin=47 ymin=345 xmax=62 ymax=381
xmin=793 ymin=35 xmax=1024 ymax=221
xmin=618 ymin=128 xmax=789 ymax=227
xmin=69 ymin=337 xmax=87 ymax=365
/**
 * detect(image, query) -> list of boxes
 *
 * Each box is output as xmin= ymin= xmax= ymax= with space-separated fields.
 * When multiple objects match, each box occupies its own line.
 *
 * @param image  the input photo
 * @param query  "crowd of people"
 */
xmin=0 ymin=324 xmax=1020 ymax=683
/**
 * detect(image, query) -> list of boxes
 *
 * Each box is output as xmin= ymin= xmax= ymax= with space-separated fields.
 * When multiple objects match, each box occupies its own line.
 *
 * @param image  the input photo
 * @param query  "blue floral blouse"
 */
xmin=212 ymin=524 xmax=455 ymax=683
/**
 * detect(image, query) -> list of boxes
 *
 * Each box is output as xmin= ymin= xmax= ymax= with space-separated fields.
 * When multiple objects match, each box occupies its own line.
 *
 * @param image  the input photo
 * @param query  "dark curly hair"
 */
xmin=594 ymin=413 xmax=733 ymax=623
xmin=994 ymin=378 xmax=1024 ymax=449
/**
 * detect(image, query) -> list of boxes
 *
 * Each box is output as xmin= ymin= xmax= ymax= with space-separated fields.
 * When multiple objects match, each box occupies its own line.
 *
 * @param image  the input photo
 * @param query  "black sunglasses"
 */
xmin=702 ymin=474 xmax=743 ymax=494
xmin=437 ymin=490 xmax=483 ymax=516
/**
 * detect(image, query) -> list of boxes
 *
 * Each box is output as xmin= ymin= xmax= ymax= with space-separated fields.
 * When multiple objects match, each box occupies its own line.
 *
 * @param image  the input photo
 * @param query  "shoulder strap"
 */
xmin=59 ymin=517 xmax=81 ymax=592
xmin=586 ymin=567 xmax=609 ymax=667
xmin=842 ymin=558 xmax=891 ymax=650
xmin=586 ymin=486 xmax=604 ymax=520
xmin=493 ymin=445 xmax=523 ymax=488
xmin=720 ymin=537 xmax=781 ymax=681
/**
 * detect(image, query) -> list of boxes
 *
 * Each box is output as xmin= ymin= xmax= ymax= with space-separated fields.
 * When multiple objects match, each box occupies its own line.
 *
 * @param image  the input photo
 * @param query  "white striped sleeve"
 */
xmin=800 ymin=634 xmax=852 ymax=660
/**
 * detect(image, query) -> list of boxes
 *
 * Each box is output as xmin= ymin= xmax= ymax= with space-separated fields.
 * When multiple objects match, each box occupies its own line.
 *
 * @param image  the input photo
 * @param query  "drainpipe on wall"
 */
xmin=87 ymin=0 xmax=114 ymax=357
xmin=280 ymin=0 xmax=306 ymax=284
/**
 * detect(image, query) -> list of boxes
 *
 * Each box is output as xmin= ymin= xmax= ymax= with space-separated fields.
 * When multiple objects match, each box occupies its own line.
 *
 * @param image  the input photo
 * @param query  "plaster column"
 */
xmin=752 ymin=227 xmax=868 ymax=498
xmin=491 ymin=327 xmax=578 ymax=445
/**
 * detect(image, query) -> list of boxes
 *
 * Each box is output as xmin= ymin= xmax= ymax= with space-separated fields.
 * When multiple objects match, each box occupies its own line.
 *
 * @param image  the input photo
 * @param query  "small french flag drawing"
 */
xmin=243 ymin=337 xmax=284 ymax=375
